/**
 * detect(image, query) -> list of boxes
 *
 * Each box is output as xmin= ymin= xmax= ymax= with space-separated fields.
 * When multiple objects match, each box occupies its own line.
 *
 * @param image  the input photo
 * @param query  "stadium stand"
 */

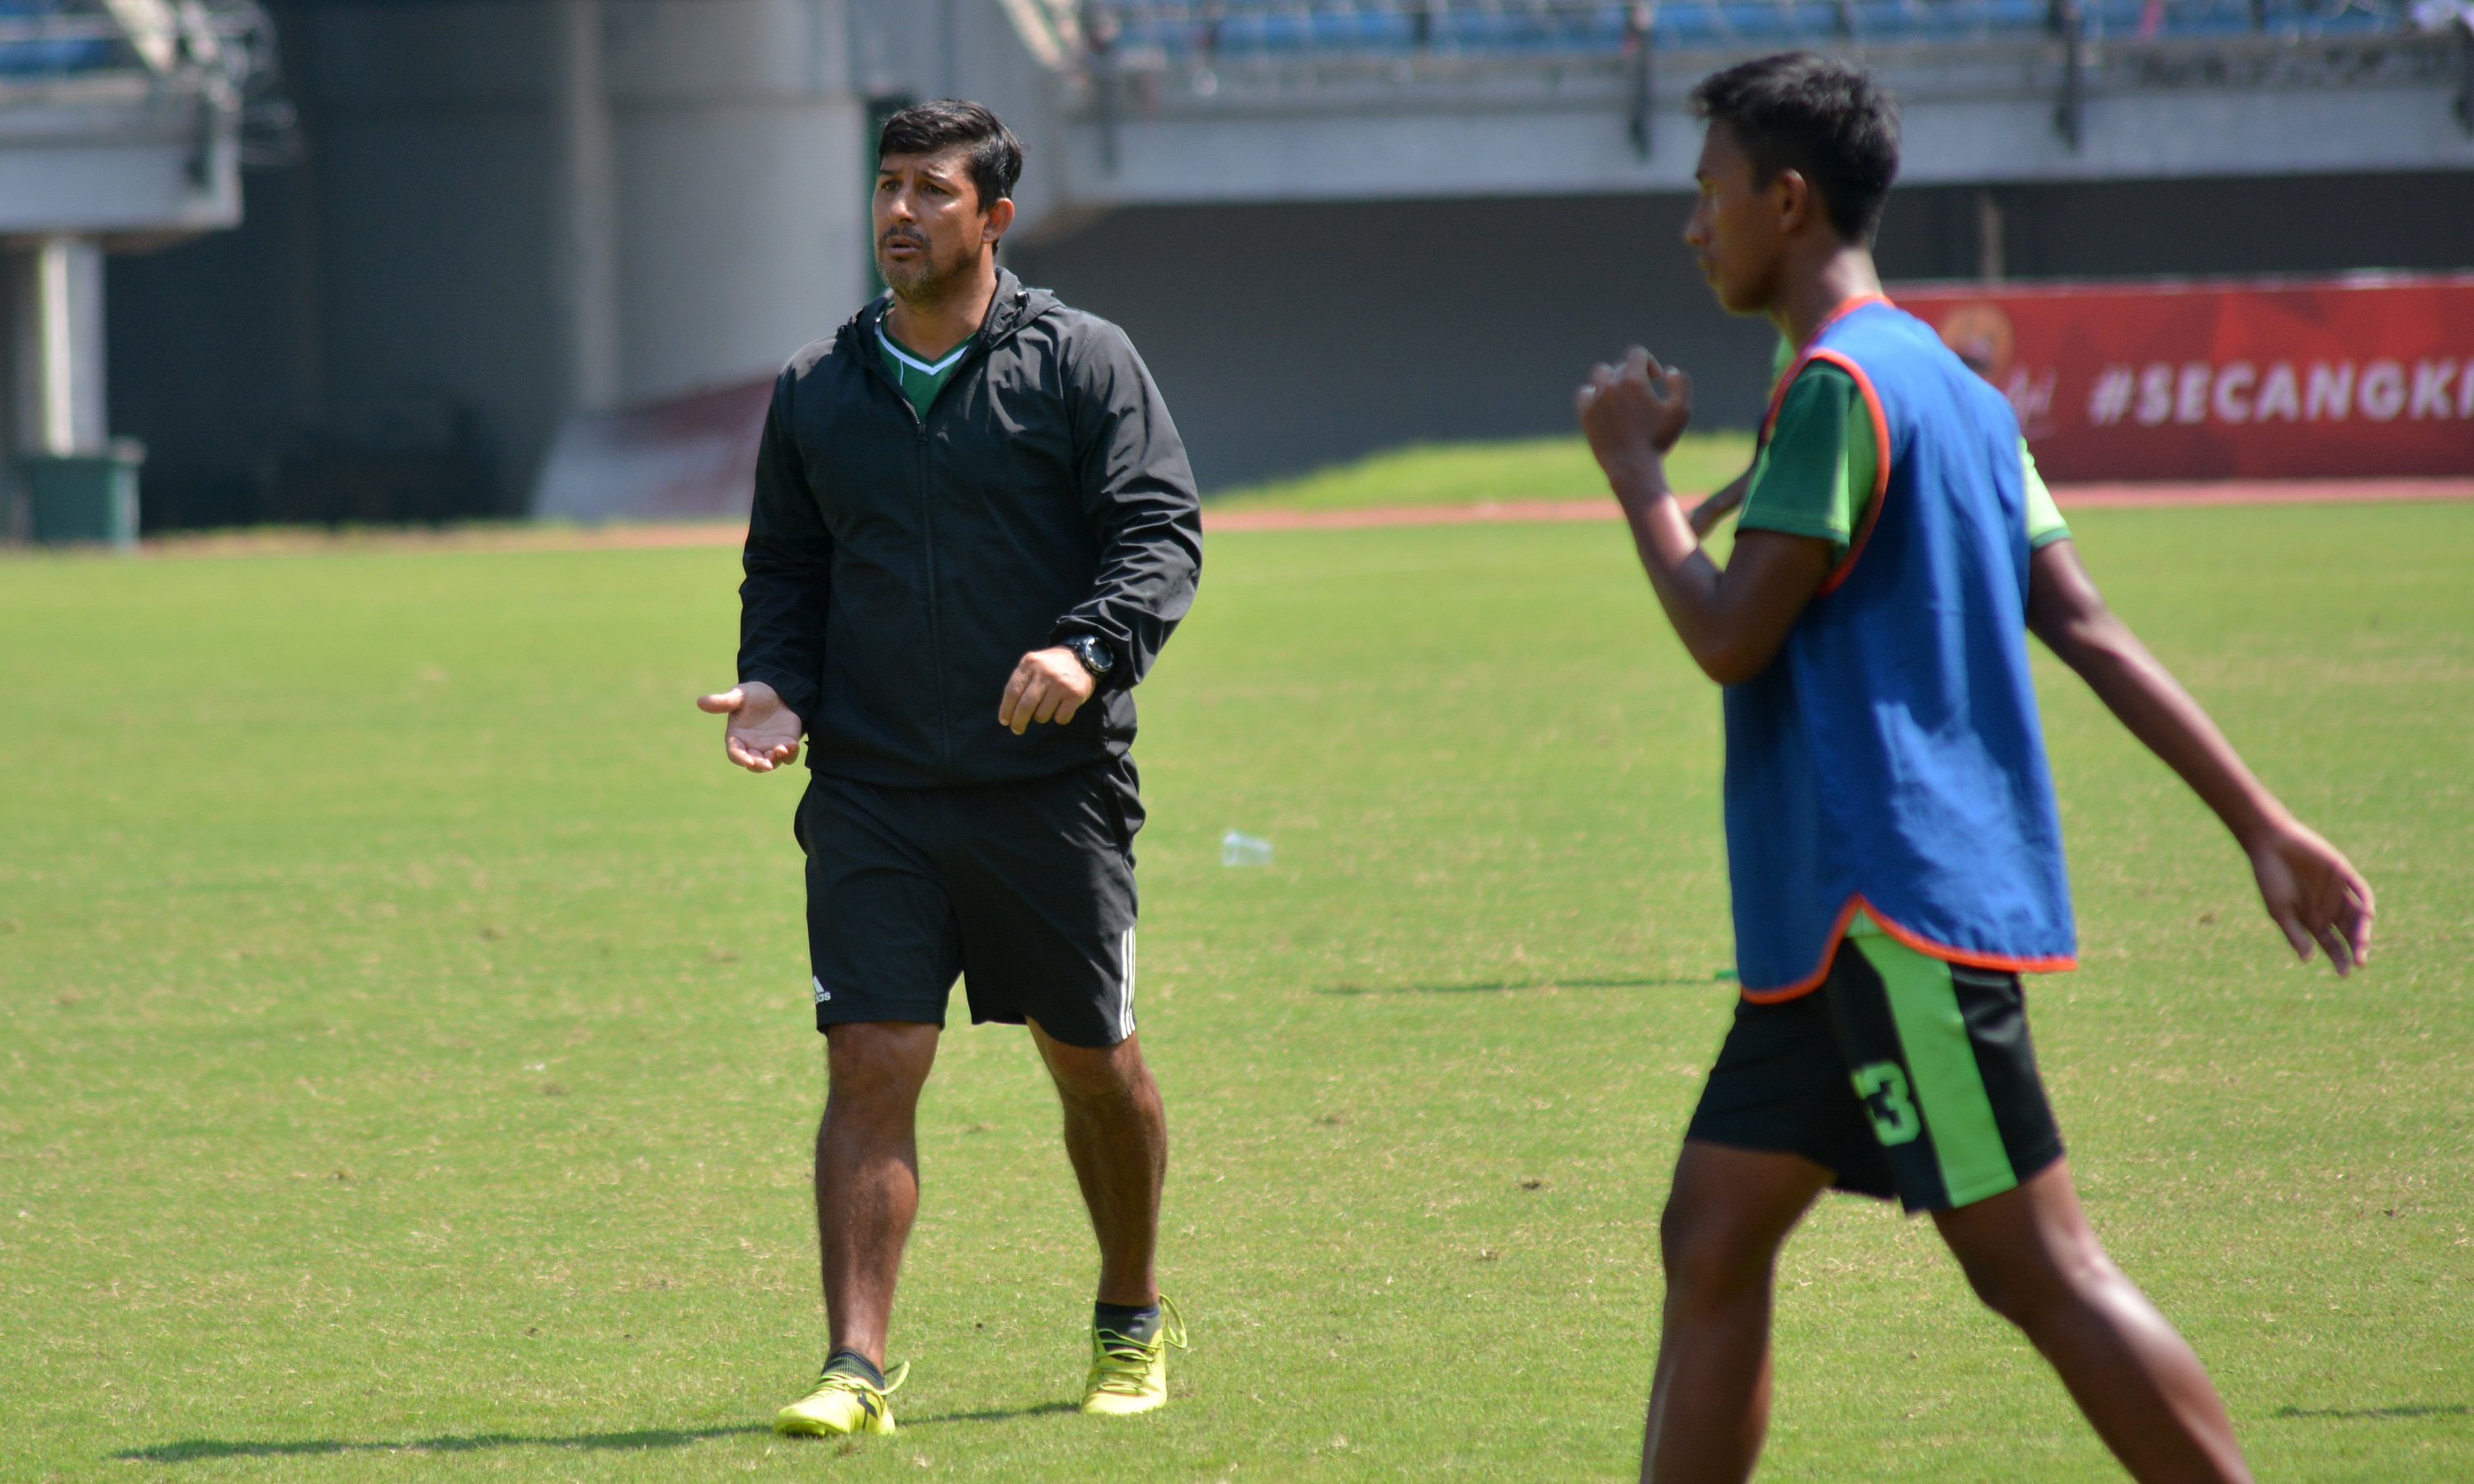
xmin=983 ymin=0 xmax=2472 ymax=486
xmin=1023 ymin=0 xmax=2462 ymax=171
xmin=0 ymin=0 xmax=285 ymax=541
xmin=961 ymin=0 xmax=2472 ymax=252
xmin=1080 ymin=0 xmax=2418 ymax=56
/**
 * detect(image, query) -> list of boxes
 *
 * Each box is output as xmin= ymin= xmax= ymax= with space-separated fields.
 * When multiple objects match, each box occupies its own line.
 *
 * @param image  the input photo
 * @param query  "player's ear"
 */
xmin=1771 ymin=168 xmax=1812 ymax=235
xmin=982 ymin=195 xmax=1016 ymax=244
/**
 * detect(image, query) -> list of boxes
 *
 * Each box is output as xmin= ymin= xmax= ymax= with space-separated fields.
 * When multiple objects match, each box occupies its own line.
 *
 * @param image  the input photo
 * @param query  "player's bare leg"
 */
xmin=1641 ymin=1141 xmax=1833 ymax=1484
xmin=1934 ymin=1160 xmax=2253 ymax=1484
xmin=816 ymin=1020 xmax=942 ymax=1368
xmin=1029 ymin=1020 xmax=1166 ymax=1306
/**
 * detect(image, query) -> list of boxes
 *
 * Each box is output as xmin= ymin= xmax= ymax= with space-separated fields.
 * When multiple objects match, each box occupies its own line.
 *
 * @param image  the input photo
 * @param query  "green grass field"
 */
xmin=1210 ymin=431 xmax=1755 ymax=510
xmin=3 ymin=500 xmax=2469 ymax=1482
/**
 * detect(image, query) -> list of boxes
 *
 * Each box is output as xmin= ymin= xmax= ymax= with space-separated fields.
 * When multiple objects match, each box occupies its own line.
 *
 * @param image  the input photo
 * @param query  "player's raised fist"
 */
xmin=698 ymin=680 xmax=804 ymax=773
xmin=1577 ymin=345 xmax=1694 ymax=487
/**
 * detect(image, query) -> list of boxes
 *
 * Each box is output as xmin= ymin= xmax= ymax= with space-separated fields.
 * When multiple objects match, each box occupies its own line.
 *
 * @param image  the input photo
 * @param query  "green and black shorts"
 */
xmin=1686 ymin=926 xmax=2065 ymax=1212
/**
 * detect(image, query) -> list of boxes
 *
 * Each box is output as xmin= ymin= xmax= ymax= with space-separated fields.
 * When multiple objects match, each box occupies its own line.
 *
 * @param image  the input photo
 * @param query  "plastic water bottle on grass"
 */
xmin=1221 ymin=830 xmax=1273 ymax=867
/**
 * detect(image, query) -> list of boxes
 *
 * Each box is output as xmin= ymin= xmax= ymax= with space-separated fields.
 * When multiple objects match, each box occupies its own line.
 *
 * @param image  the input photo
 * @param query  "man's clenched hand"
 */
xmin=1577 ymin=346 xmax=1695 ymax=497
xmin=697 ymin=680 xmax=804 ymax=773
xmin=998 ymin=646 xmax=1097 ymax=735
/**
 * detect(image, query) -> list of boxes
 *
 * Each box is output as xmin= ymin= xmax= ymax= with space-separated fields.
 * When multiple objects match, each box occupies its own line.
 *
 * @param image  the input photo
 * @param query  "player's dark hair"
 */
xmin=1689 ymin=53 xmax=1900 ymax=243
xmin=877 ymin=99 xmax=1023 ymax=213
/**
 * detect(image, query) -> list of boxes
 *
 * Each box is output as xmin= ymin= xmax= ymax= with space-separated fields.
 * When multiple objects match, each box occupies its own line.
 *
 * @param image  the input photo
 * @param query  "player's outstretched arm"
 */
xmin=2025 ymin=540 xmax=2373 ymax=975
xmin=1578 ymin=348 xmax=1833 ymax=685
xmin=696 ymin=680 xmax=805 ymax=773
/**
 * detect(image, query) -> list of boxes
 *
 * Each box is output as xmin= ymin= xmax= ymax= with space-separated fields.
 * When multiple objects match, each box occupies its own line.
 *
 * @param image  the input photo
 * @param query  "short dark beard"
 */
xmin=878 ymin=232 xmax=981 ymax=314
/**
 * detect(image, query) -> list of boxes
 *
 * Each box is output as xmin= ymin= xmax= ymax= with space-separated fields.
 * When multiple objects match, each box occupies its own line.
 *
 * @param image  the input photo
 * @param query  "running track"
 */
xmin=1200 ymin=477 xmax=2474 ymax=533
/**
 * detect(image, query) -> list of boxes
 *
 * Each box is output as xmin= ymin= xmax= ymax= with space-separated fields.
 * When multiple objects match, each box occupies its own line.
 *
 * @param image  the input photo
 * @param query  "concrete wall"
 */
xmin=1007 ymin=192 xmax=1761 ymax=493
xmin=106 ymin=168 xmax=326 ymax=526
xmin=604 ymin=0 xmax=869 ymax=401
xmin=1008 ymin=170 xmax=2474 ymax=491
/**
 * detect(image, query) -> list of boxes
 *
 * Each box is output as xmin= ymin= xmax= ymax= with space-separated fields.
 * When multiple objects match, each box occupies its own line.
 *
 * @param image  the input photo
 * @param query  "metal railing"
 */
xmin=1027 ymin=0 xmax=2465 ymax=159
xmin=1073 ymin=0 xmax=2417 ymax=61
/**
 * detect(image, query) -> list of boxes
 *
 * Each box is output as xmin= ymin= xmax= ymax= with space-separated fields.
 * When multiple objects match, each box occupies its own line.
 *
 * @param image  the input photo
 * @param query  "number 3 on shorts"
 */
xmin=1851 ymin=1061 xmax=1922 ymax=1146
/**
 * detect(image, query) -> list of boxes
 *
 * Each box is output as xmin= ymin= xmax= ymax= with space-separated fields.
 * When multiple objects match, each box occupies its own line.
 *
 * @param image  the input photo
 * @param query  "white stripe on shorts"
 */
xmin=1118 ymin=926 xmax=1137 ymax=1040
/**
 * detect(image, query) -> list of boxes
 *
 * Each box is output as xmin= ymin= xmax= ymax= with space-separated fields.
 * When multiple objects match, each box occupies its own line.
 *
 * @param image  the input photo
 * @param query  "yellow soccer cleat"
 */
xmin=1079 ymin=1298 xmax=1188 ymax=1416
xmin=774 ymin=1358 xmax=909 ymax=1437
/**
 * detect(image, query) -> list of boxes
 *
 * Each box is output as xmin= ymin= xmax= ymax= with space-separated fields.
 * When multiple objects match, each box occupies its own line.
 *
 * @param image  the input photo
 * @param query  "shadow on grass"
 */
xmin=906 ymin=1401 xmax=1080 ymax=1425
xmin=2270 ymin=1402 xmax=2469 ymax=1421
xmin=1319 ymin=975 xmax=1707 ymax=996
xmin=114 ymin=1425 xmax=769 ymax=1463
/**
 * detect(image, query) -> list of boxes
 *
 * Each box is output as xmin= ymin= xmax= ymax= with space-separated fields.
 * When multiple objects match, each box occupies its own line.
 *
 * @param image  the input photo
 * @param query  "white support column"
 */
xmin=12 ymin=237 xmax=108 ymax=456
xmin=551 ymin=0 xmax=622 ymax=414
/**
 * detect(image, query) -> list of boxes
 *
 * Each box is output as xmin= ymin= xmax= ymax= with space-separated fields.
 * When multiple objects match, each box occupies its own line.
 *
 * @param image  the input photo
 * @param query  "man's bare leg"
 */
xmin=817 ymin=1020 xmax=941 ymax=1367
xmin=1642 ymin=1141 xmax=1834 ymax=1484
xmin=1028 ymin=1020 xmax=1166 ymax=1306
xmin=1934 ymin=1160 xmax=2253 ymax=1484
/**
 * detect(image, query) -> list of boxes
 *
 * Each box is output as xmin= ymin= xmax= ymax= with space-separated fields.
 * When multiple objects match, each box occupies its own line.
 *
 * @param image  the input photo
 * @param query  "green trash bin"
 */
xmin=22 ymin=441 xmax=144 ymax=548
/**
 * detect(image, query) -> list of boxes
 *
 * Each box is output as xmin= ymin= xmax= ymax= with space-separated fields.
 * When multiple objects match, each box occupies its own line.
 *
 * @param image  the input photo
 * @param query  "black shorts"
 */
xmin=1686 ymin=932 xmax=2065 ymax=1212
xmin=797 ymin=761 xmax=1142 ymax=1050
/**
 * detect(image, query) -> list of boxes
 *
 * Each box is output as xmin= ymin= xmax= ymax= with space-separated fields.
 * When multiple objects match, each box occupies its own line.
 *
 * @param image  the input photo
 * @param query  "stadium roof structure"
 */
xmin=987 ymin=0 xmax=2474 ymax=228
xmin=0 ymin=0 xmax=289 ymax=237
xmin=1 ymin=0 xmax=288 ymax=495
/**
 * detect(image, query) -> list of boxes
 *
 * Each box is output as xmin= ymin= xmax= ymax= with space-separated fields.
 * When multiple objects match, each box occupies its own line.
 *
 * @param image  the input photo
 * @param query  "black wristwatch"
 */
xmin=1063 ymin=633 xmax=1117 ymax=682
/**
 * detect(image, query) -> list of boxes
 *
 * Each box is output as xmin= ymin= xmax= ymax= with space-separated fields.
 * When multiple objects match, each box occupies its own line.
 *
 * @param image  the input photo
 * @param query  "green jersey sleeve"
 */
xmin=2022 ymin=443 xmax=2070 ymax=549
xmin=1736 ymin=359 xmax=1874 ymax=555
xmin=1738 ymin=357 xmax=2071 ymax=558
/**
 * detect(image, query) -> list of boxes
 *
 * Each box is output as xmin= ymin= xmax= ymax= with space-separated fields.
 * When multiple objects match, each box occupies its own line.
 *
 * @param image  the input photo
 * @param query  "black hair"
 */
xmin=1689 ymin=53 xmax=1900 ymax=243
xmin=877 ymin=99 xmax=1024 ymax=213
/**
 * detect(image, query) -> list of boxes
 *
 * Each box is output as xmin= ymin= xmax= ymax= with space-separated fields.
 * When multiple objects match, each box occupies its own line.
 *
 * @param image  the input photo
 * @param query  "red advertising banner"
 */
xmin=1890 ymin=274 xmax=2474 ymax=483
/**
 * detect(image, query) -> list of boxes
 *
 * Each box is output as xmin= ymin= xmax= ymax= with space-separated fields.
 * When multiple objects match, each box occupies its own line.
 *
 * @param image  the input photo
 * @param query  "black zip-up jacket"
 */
xmin=735 ymin=272 xmax=1202 ymax=789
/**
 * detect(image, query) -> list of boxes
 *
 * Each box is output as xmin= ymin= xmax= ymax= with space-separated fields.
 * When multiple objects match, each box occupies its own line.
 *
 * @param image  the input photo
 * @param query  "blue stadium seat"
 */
xmin=1080 ymin=0 xmax=2410 ymax=61
xmin=0 ymin=0 xmax=119 ymax=77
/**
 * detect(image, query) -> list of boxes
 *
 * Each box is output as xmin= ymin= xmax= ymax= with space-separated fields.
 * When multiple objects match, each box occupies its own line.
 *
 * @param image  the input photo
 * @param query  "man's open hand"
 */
xmin=998 ymin=646 xmax=1096 ymax=735
xmin=697 ymin=680 xmax=804 ymax=773
xmin=1577 ymin=346 xmax=1694 ymax=492
xmin=2246 ymin=817 xmax=2376 ymax=977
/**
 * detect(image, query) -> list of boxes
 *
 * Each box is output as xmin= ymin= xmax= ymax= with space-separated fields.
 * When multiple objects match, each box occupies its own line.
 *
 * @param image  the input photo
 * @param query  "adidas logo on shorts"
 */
xmin=812 ymin=976 xmax=831 ymax=1003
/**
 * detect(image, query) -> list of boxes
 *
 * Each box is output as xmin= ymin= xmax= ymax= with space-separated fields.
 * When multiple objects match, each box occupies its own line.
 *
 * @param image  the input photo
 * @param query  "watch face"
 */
xmin=1076 ymin=637 xmax=1113 ymax=674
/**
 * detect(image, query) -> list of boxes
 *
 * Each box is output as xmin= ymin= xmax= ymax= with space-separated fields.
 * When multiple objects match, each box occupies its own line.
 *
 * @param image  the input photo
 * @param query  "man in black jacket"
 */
xmin=696 ymin=101 xmax=1202 ymax=1436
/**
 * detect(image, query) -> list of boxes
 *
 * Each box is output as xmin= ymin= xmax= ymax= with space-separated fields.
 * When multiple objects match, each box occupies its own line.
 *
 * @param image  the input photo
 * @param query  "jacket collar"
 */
xmin=850 ymin=267 xmax=1054 ymax=355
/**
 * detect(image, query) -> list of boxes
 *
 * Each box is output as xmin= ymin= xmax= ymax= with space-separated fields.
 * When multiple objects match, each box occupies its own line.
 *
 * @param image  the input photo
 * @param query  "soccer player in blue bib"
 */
xmin=1576 ymin=54 xmax=2374 ymax=1484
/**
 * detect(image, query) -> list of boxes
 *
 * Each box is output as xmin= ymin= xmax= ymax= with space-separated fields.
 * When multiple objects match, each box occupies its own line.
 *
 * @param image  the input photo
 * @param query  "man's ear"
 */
xmin=982 ymin=196 xmax=1017 ymax=245
xmin=1770 ymin=168 xmax=1814 ymax=236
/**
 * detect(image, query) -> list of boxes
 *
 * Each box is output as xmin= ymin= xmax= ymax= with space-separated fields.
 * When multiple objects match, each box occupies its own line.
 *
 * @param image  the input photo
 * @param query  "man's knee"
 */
xmin=825 ymin=1021 xmax=939 ymax=1105
xmin=1659 ymin=1190 xmax=1781 ymax=1301
xmin=1946 ymin=1219 xmax=2116 ymax=1331
xmin=1656 ymin=1144 xmax=1821 ymax=1302
xmin=1036 ymin=1026 xmax=1152 ymax=1104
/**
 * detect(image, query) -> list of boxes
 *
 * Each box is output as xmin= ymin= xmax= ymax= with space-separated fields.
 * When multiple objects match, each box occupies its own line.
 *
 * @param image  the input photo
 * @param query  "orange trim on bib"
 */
xmin=1802 ymin=349 xmax=1894 ymax=598
xmin=1757 ymin=294 xmax=1893 ymax=441
xmin=1736 ymin=893 xmax=2077 ymax=1003
xmin=1737 ymin=899 xmax=1865 ymax=1003
xmin=1852 ymin=895 xmax=2079 ymax=976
